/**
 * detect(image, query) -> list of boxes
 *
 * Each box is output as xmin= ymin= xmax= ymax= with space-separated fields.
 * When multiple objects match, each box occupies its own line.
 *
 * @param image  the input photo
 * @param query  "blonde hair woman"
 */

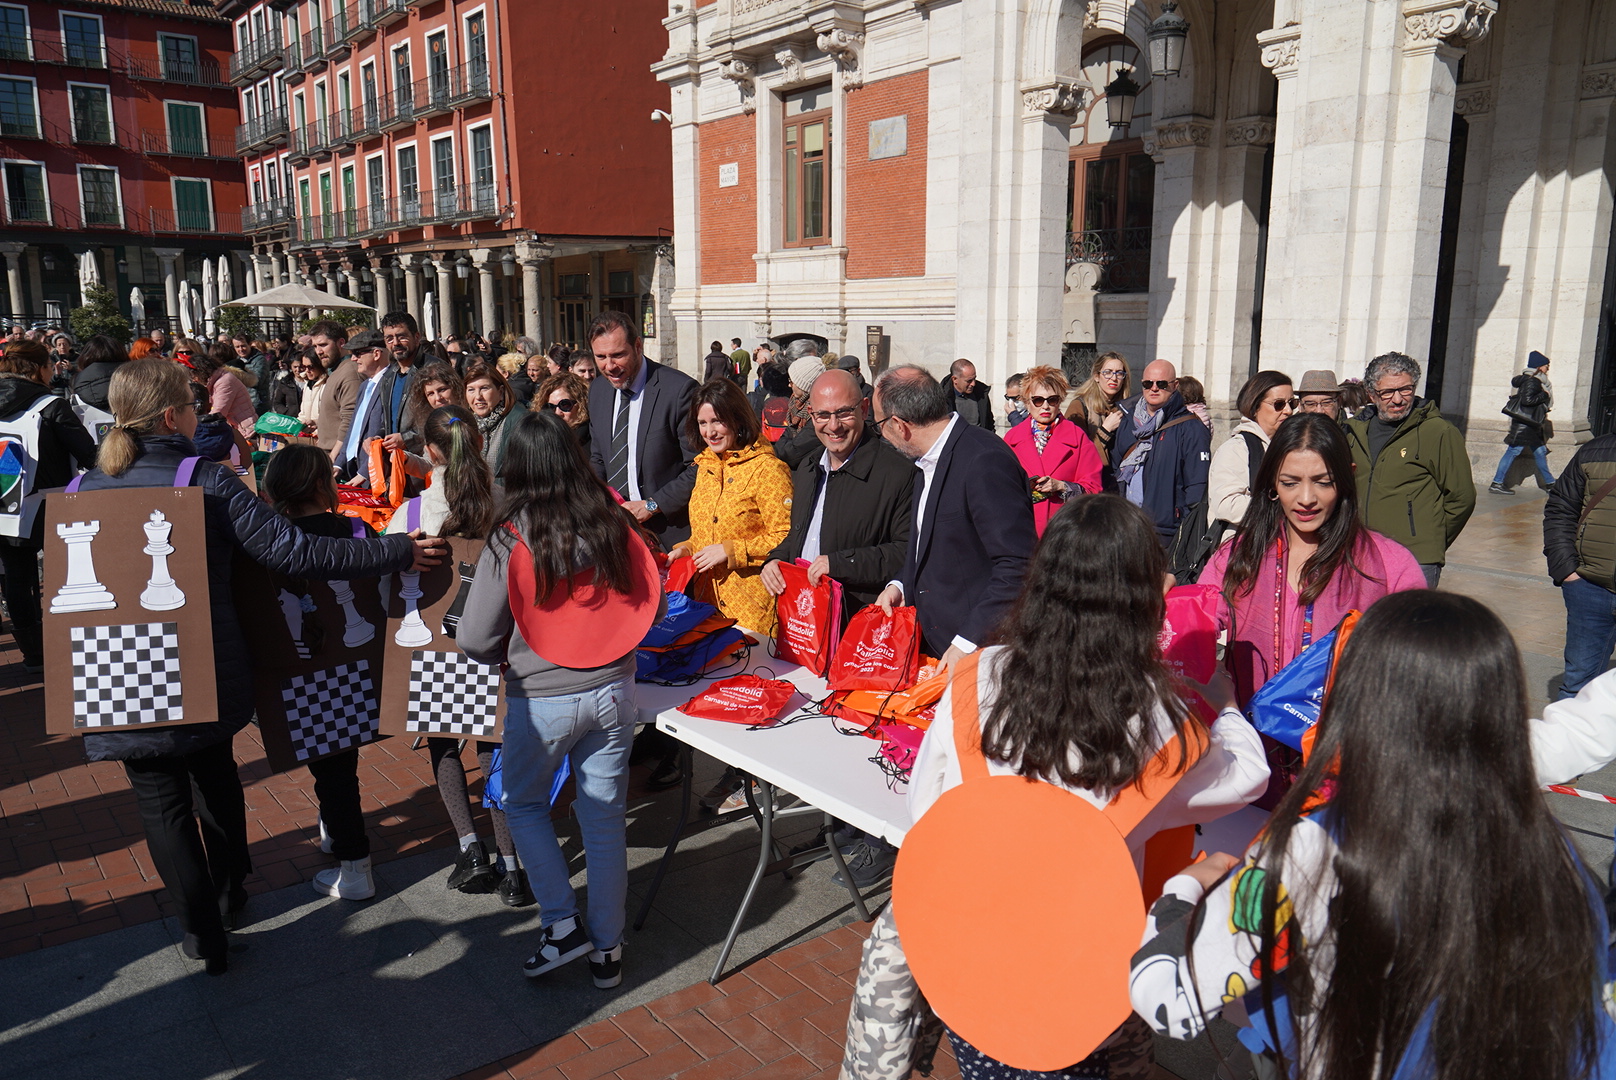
xmin=74 ymin=359 xmax=443 ymax=974
xmin=1065 ymin=351 xmax=1131 ymax=463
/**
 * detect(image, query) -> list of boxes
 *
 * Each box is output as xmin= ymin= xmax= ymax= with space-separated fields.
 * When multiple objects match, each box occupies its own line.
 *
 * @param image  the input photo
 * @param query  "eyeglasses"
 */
xmin=543 ymin=399 xmax=577 ymax=413
xmin=810 ymin=406 xmax=859 ymax=424
xmin=874 ymin=413 xmax=898 ymax=432
xmin=1297 ymin=397 xmax=1337 ymax=411
xmin=1098 ymin=369 xmax=1128 ymax=379
xmin=1140 ymin=380 xmax=1174 ymax=391
xmin=1027 ymin=395 xmax=1062 ymax=408
xmin=1373 ymin=384 xmax=1416 ymax=401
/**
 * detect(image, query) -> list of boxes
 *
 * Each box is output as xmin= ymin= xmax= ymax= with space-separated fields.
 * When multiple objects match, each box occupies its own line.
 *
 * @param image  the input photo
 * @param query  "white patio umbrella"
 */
xmin=221 ymin=282 xmax=373 ymax=312
xmin=129 ymin=287 xmax=146 ymax=329
xmin=201 ymin=260 xmax=218 ymax=337
xmin=177 ymin=280 xmax=195 ymax=338
xmin=78 ymin=251 xmax=101 ymax=306
xmin=421 ymin=290 xmax=436 ymax=343
xmin=216 ymin=256 xmax=233 ymax=305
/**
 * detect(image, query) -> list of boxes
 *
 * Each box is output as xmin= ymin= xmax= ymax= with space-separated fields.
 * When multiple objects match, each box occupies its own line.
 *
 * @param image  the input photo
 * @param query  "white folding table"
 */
xmin=633 ymin=641 xmax=913 ymax=982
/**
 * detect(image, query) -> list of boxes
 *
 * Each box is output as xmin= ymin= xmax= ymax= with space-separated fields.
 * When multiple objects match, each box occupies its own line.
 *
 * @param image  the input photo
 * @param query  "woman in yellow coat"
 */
xmin=669 ymin=379 xmax=794 ymax=636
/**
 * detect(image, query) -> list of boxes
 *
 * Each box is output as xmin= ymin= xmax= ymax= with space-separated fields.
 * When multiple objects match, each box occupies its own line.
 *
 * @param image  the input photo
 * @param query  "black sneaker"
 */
xmin=447 ymin=841 xmax=498 ymax=893
xmin=831 ymin=839 xmax=897 ymax=889
xmin=523 ymin=916 xmax=593 ymax=978
xmin=589 ymin=943 xmax=623 ymax=989
xmin=497 ymin=866 xmax=536 ymax=908
xmin=1489 ymin=481 xmax=1513 ymax=495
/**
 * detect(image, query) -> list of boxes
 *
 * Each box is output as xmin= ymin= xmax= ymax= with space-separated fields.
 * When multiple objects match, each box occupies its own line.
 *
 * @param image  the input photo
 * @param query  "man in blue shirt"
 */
xmin=336 ymin=329 xmax=392 ymax=481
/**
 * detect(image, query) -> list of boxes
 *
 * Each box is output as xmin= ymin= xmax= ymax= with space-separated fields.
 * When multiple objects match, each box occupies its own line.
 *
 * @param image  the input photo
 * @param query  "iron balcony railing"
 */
xmin=235 ymin=107 xmax=290 ymax=153
xmin=378 ymin=64 xmax=491 ymax=129
xmin=322 ymin=11 xmax=354 ymax=57
xmin=23 ymin=38 xmax=108 ymax=69
xmin=0 ymin=32 xmax=27 ymax=61
xmin=0 ymin=111 xmax=40 ymax=139
xmin=292 ymin=213 xmax=350 ymax=247
xmin=288 ymin=117 xmax=331 ymax=161
xmin=299 ymin=28 xmax=327 ymax=73
xmin=141 ymin=131 xmax=237 ymax=159
xmin=150 ymin=208 xmax=244 ymax=235
xmin=338 ymin=4 xmax=371 ymax=44
xmin=228 ymin=28 xmax=283 ymax=83
xmin=71 ymin=116 xmax=115 ymax=145
xmin=1066 ymin=226 xmax=1152 ymax=294
xmin=363 ymin=0 xmax=409 ymax=29
xmin=243 ymin=199 xmax=296 ymax=232
xmin=348 ymin=100 xmax=382 ymax=140
xmin=122 ymin=51 xmax=226 ymax=86
xmin=5 ymin=196 xmax=48 ymax=223
xmin=81 ymin=201 xmax=124 ymax=228
xmin=281 ymin=38 xmax=304 ymax=82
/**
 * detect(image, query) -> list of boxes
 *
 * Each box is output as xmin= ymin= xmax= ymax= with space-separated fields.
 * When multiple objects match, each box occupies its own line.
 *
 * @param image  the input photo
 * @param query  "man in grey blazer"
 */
xmin=586 ymin=310 xmax=699 ymax=545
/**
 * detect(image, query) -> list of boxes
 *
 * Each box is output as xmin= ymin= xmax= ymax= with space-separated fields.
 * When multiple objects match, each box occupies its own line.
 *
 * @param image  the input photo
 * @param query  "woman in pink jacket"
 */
xmin=189 ymin=341 xmax=258 ymax=441
xmin=1200 ymin=412 xmax=1425 ymax=709
xmin=1003 ymin=365 xmax=1104 ymax=536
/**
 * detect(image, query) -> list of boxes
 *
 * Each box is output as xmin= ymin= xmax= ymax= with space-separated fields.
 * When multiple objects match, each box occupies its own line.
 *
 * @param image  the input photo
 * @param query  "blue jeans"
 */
xmin=1561 ymin=577 xmax=1616 ymax=699
xmin=1493 ymin=444 xmax=1554 ymax=485
xmin=500 ymin=678 xmax=636 ymax=950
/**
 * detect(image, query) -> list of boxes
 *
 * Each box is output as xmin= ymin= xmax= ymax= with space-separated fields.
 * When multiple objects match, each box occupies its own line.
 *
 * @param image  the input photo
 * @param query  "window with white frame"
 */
xmin=61 ymin=13 xmax=105 ymax=68
xmin=465 ymin=12 xmax=487 ymax=93
xmin=392 ymin=43 xmax=410 ymax=95
xmin=426 ymin=32 xmax=449 ymax=105
xmin=782 ymin=85 xmax=832 ymax=248
xmin=430 ymin=134 xmax=454 ymax=215
xmin=3 ymin=160 xmax=46 ymax=222
xmin=396 ymin=144 xmax=418 ymax=216
xmin=469 ymin=124 xmax=493 ymax=212
xmin=165 ymin=101 xmax=205 ymax=155
xmin=0 ymin=5 xmax=30 ymax=61
xmin=79 ymin=165 xmax=121 ymax=225
xmin=158 ymin=33 xmax=200 ymax=81
xmin=242 ymin=85 xmax=257 ymax=121
xmin=68 ymin=83 xmax=113 ymax=143
xmin=0 ymin=76 xmax=37 ymax=138
xmin=366 ymin=153 xmax=384 ymax=228
xmin=172 ymin=177 xmax=212 ymax=231
xmin=360 ymin=61 xmax=377 ymax=127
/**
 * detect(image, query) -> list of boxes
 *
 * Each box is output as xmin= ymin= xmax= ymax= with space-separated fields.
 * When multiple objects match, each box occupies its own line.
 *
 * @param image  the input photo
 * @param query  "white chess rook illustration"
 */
xmin=329 ymin=579 xmax=375 ymax=648
xmin=51 ymin=520 xmax=117 ymax=613
xmin=138 ymin=510 xmax=186 ymax=611
xmin=394 ymin=571 xmax=432 ymax=647
xmin=278 ymin=588 xmax=311 ymax=660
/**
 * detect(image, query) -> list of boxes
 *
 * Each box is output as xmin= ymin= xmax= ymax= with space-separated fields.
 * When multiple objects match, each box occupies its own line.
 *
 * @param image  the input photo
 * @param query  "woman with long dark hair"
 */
xmin=1205 ymin=370 xmax=1294 ymax=530
xmin=1201 ymin=413 xmax=1424 ymax=709
xmin=458 ymin=411 xmax=663 ymax=990
xmin=906 ymin=494 xmax=1269 ymax=1078
xmin=1130 ymin=590 xmax=1613 ymax=1080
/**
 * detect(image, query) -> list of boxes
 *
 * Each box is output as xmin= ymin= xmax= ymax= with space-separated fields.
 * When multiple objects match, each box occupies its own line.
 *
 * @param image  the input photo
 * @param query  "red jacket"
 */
xmin=1004 ymin=415 xmax=1105 ymax=535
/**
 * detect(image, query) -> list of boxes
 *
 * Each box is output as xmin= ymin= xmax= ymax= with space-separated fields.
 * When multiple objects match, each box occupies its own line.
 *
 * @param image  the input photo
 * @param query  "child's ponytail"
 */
xmin=423 ymin=404 xmax=495 ymax=539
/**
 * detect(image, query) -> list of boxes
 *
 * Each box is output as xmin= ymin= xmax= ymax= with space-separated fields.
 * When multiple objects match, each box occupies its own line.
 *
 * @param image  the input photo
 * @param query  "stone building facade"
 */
xmin=657 ymin=0 xmax=1616 ymax=478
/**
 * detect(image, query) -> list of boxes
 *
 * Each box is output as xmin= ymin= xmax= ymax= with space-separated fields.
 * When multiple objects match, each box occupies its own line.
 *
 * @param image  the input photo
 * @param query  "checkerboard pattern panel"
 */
xmin=405 ymin=650 xmax=500 ymax=737
xmin=71 ymin=622 xmax=184 ymax=728
xmin=281 ymin=661 xmax=380 ymax=762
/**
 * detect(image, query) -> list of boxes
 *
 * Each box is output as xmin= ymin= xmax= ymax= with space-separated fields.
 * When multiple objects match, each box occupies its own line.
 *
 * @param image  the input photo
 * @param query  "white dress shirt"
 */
xmin=613 ymin=358 xmax=651 ymax=501
xmin=886 ymin=414 xmax=976 ymax=654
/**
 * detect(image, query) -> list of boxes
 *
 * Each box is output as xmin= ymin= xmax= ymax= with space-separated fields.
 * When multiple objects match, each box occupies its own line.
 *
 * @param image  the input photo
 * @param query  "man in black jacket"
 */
xmin=1544 ymin=432 xmax=1616 ymax=698
xmin=1112 ymin=360 xmax=1212 ymax=545
xmin=760 ymin=369 xmax=915 ymax=620
xmin=874 ymin=365 xmax=1036 ymax=666
xmin=946 ymin=358 xmax=995 ymax=432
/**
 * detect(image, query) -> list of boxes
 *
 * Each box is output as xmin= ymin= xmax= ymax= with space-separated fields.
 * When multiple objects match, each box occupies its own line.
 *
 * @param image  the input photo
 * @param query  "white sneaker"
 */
xmin=317 ymin=817 xmax=334 ymax=854
xmin=313 ymin=857 xmax=375 ymax=900
xmin=523 ymin=915 xmax=593 ymax=978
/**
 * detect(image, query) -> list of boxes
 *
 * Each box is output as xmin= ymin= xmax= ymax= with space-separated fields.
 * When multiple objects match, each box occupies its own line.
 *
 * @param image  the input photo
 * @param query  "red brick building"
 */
xmin=0 ymin=0 xmax=248 ymax=328
xmin=224 ymin=0 xmax=674 ymax=350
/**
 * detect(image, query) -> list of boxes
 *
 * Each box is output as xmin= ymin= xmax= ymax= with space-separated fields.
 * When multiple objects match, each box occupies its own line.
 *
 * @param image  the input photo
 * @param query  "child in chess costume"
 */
xmin=261 ymin=444 xmax=391 ymax=903
xmin=457 ymin=411 xmax=664 ymax=990
xmin=73 ymin=360 xmax=444 ymax=974
xmin=385 ymin=405 xmax=534 ymax=907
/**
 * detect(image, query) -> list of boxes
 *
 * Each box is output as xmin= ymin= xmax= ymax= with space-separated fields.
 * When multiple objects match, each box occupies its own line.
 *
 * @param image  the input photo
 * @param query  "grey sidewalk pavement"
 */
xmin=0 ymin=767 xmax=883 ymax=1080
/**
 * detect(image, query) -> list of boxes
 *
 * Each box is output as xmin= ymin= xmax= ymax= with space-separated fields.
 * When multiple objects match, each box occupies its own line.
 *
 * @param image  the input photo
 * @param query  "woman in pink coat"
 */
xmin=188 ymin=341 xmax=258 ymax=441
xmin=1200 ymin=413 xmax=1426 ymax=708
xmin=1003 ymin=365 xmax=1105 ymax=536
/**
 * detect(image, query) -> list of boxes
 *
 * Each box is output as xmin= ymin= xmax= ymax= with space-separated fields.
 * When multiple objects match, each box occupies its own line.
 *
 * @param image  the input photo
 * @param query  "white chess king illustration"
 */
xmin=394 ymin=571 xmax=432 ymax=647
xmin=138 ymin=510 xmax=186 ymax=611
xmin=329 ymin=579 xmax=375 ymax=648
xmin=50 ymin=520 xmax=117 ymax=613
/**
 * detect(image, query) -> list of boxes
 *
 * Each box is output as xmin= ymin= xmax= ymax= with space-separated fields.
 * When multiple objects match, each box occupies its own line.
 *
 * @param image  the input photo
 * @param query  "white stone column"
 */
xmin=0 ymin=242 xmax=25 ymax=318
xmin=471 ymin=248 xmax=498 ymax=338
xmin=342 ymin=260 xmax=361 ymax=302
xmin=515 ymin=240 xmax=553 ymax=344
xmin=373 ymin=261 xmax=392 ymax=317
xmin=154 ymin=247 xmax=184 ymax=330
xmin=1143 ymin=119 xmax=1214 ymax=374
xmin=1012 ymin=85 xmax=1083 ymax=377
xmin=404 ymin=255 xmax=424 ymax=326
xmin=437 ymin=254 xmax=456 ymax=339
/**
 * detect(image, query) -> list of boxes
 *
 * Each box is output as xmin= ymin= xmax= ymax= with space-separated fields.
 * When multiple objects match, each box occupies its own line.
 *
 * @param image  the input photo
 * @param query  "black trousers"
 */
xmin=0 ymin=538 xmax=42 ymax=660
xmin=307 ymin=747 xmax=369 ymax=860
xmin=121 ymin=739 xmax=251 ymax=941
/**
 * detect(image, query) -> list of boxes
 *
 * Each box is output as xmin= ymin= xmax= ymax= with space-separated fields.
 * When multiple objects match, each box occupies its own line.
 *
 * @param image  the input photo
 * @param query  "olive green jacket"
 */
xmin=1343 ymin=399 xmax=1476 ymax=565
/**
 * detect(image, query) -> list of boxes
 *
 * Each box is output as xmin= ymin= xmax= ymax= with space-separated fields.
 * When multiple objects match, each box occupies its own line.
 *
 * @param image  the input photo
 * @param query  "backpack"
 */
xmin=760 ymin=397 xmax=791 ymax=442
xmin=70 ymin=395 xmax=116 ymax=445
xmin=1170 ymin=430 xmax=1264 ymax=584
xmin=0 ymin=395 xmax=58 ymax=538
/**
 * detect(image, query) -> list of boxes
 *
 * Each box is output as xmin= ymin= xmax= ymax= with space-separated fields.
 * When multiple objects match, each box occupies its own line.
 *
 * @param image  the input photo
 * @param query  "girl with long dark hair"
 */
xmin=1130 ymin=590 xmax=1614 ymax=1080
xmin=906 ymin=494 xmax=1269 ymax=1077
xmin=385 ymin=405 xmax=528 ymax=906
xmin=458 ymin=411 xmax=663 ymax=990
xmin=1201 ymin=413 xmax=1424 ymax=709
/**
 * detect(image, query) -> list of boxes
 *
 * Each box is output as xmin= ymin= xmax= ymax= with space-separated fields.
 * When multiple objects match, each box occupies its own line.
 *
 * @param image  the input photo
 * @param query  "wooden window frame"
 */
xmin=782 ymin=99 xmax=832 ymax=249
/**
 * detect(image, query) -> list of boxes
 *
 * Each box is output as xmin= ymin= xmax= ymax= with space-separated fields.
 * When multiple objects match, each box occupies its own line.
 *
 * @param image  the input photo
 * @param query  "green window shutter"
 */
xmin=174 ymin=179 xmax=210 ymax=231
xmin=167 ymin=103 xmax=203 ymax=155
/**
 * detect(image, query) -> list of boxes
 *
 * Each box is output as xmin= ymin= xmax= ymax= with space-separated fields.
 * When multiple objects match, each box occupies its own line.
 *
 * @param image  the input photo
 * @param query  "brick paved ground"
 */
xmin=453 ymin=923 xmax=963 ymax=1080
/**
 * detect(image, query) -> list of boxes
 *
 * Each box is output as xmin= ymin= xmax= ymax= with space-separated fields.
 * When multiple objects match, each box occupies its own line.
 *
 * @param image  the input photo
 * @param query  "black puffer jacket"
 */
xmin=0 ymin=374 xmax=97 ymax=545
xmin=1504 ymin=371 xmax=1551 ymax=448
xmin=72 ymin=361 xmax=124 ymax=410
xmin=74 ymin=434 xmax=418 ymax=761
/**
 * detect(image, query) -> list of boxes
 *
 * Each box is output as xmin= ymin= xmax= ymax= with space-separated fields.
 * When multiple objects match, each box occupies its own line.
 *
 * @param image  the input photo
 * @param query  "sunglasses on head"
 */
xmin=1027 ymin=395 xmax=1062 ymax=408
xmin=1140 ymin=380 xmax=1174 ymax=390
xmin=543 ymin=399 xmax=577 ymax=412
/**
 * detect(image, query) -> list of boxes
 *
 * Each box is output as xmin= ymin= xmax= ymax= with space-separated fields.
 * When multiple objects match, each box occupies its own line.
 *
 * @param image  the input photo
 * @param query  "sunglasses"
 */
xmin=543 ymin=399 xmax=577 ymax=413
xmin=1267 ymin=398 xmax=1298 ymax=411
xmin=175 ymin=350 xmax=194 ymax=357
xmin=1027 ymin=395 xmax=1062 ymax=408
xmin=1140 ymin=380 xmax=1174 ymax=390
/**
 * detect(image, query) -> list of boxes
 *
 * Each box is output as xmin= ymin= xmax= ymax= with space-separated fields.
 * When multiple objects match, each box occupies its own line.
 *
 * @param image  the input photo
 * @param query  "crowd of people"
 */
xmin=7 ymin=308 xmax=1616 ymax=1078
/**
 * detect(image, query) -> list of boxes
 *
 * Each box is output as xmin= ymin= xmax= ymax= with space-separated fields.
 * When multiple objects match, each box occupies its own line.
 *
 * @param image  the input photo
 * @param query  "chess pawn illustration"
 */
xmin=329 ymin=579 xmax=375 ymax=648
xmin=138 ymin=510 xmax=186 ymax=611
xmin=278 ymin=588 xmax=311 ymax=660
xmin=440 ymin=561 xmax=476 ymax=639
xmin=50 ymin=520 xmax=117 ymax=613
xmin=394 ymin=571 xmax=433 ymax=647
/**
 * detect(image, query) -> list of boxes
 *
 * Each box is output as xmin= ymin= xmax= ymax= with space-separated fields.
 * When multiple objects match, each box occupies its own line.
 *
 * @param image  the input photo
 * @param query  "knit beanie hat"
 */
xmin=1527 ymin=350 xmax=1550 ymax=370
xmin=789 ymin=357 xmax=826 ymax=394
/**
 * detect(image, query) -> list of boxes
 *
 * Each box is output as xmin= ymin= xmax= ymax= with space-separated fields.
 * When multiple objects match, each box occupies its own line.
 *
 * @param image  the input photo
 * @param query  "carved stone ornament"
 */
xmin=514 ymin=241 xmax=555 ymax=265
xmin=775 ymin=42 xmax=806 ymax=85
xmin=1224 ymin=117 xmax=1275 ymax=147
xmin=816 ymin=28 xmax=864 ymax=89
xmin=1142 ymin=118 xmax=1212 ymax=156
xmin=1583 ymin=65 xmax=1616 ymax=100
xmin=1021 ymin=81 xmax=1084 ymax=118
xmin=1453 ymin=83 xmax=1494 ymax=115
xmin=719 ymin=56 xmax=757 ymax=113
xmin=1402 ymin=0 xmax=1495 ymax=48
xmin=1257 ymin=25 xmax=1301 ymax=78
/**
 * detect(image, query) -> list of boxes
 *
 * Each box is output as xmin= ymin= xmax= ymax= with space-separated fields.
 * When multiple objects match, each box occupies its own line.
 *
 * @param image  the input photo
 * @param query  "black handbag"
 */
xmin=1502 ymin=394 xmax=1540 ymax=428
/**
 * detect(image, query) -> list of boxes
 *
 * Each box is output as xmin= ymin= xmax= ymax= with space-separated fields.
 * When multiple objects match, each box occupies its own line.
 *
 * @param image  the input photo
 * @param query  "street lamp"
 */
xmin=1146 ymin=1 xmax=1189 ymax=78
xmin=390 ymin=259 xmax=403 ymax=282
xmin=455 ymin=256 xmax=470 ymax=280
xmin=1105 ymin=69 xmax=1141 ymax=131
xmin=501 ymin=252 xmax=517 ymax=277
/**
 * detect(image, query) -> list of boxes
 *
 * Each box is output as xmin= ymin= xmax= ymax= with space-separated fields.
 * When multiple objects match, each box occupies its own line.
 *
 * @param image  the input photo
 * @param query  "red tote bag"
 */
xmin=828 ymin=605 xmax=921 ymax=693
xmin=680 ymin=674 xmax=798 ymax=727
xmin=772 ymin=560 xmax=843 ymax=677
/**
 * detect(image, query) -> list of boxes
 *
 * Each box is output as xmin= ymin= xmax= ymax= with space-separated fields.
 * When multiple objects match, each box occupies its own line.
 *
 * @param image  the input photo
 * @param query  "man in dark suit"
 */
xmin=874 ymin=365 xmax=1036 ymax=666
xmin=585 ymin=310 xmax=699 ymax=545
xmin=760 ymin=369 xmax=915 ymax=620
xmin=343 ymin=312 xmax=422 ymax=482
xmin=334 ymin=329 xmax=391 ymax=481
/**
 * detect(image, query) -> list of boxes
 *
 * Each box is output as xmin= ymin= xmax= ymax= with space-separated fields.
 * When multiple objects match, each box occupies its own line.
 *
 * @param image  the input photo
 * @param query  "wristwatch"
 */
xmin=645 ymin=499 xmax=659 ymax=515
